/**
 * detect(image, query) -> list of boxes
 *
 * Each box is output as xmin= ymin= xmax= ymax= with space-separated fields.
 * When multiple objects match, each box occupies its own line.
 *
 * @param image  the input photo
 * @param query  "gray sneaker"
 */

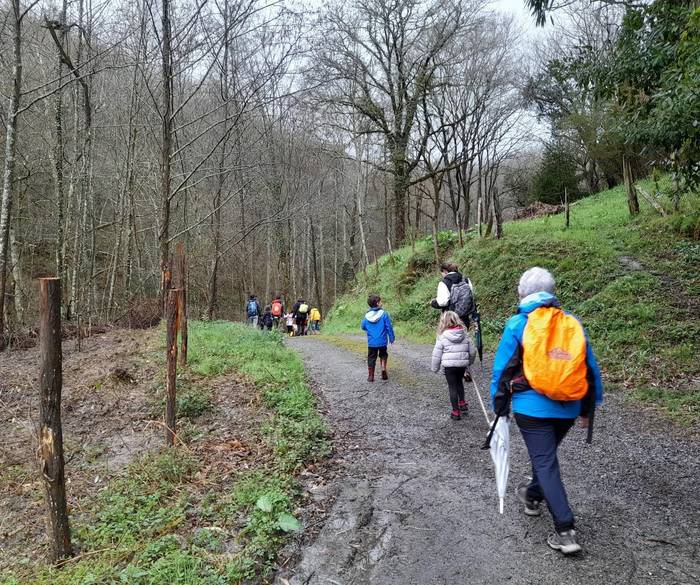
xmin=547 ymin=529 xmax=582 ymax=555
xmin=516 ymin=482 xmax=542 ymax=517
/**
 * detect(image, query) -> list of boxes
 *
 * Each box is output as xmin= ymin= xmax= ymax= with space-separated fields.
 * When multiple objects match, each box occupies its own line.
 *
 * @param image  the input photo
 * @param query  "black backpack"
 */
xmin=449 ymin=279 xmax=474 ymax=318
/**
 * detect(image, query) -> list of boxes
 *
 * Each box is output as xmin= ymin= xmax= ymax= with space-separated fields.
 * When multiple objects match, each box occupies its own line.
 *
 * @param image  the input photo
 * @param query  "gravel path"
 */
xmin=278 ymin=336 xmax=700 ymax=585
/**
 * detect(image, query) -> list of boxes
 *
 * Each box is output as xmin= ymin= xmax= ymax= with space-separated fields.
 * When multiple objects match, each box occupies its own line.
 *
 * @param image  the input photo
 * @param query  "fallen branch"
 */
xmin=637 ymin=187 xmax=667 ymax=216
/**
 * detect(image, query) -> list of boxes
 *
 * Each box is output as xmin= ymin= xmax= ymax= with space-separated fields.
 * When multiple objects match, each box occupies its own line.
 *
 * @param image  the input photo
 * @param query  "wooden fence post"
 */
xmin=161 ymin=256 xmax=173 ymax=317
xmin=565 ymin=187 xmax=570 ymax=229
xmin=175 ymin=242 xmax=187 ymax=366
xmin=38 ymin=277 xmax=73 ymax=562
xmin=165 ymin=288 xmax=180 ymax=446
xmin=623 ymin=155 xmax=640 ymax=216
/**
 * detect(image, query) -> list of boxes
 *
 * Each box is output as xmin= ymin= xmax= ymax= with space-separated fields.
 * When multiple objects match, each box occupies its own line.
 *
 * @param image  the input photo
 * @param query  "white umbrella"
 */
xmin=489 ymin=416 xmax=510 ymax=514
xmin=471 ymin=380 xmax=510 ymax=514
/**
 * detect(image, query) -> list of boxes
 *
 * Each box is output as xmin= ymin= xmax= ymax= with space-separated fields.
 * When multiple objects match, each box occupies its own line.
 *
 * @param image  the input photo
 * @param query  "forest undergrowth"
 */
xmin=325 ymin=182 xmax=700 ymax=424
xmin=0 ymin=322 xmax=329 ymax=584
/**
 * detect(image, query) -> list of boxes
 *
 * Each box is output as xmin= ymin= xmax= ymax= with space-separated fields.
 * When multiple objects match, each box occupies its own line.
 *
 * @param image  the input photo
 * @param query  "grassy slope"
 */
xmin=3 ymin=323 xmax=328 ymax=585
xmin=325 ymin=182 xmax=700 ymax=422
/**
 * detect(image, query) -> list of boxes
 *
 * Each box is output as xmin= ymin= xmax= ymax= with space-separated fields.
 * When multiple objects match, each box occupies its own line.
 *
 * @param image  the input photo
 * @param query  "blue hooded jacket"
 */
xmin=361 ymin=307 xmax=395 ymax=348
xmin=490 ymin=291 xmax=603 ymax=419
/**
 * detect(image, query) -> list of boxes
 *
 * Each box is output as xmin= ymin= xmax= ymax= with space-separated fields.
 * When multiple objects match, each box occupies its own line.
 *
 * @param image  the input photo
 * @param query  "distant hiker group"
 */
xmin=360 ymin=263 xmax=603 ymax=556
xmin=245 ymin=294 xmax=321 ymax=336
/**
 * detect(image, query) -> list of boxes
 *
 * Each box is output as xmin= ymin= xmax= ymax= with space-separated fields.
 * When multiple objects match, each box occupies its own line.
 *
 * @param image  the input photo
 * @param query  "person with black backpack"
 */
xmin=431 ymin=262 xmax=477 ymax=383
xmin=260 ymin=305 xmax=274 ymax=331
xmin=292 ymin=298 xmax=310 ymax=336
xmin=245 ymin=294 xmax=261 ymax=327
xmin=430 ymin=262 xmax=475 ymax=327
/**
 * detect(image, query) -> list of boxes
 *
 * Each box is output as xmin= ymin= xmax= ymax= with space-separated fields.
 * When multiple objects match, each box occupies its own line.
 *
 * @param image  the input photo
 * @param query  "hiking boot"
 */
xmin=367 ymin=367 xmax=375 ymax=382
xmin=517 ymin=482 xmax=542 ymax=517
xmin=547 ymin=529 xmax=582 ymax=555
xmin=458 ymin=400 xmax=469 ymax=413
xmin=450 ymin=410 xmax=461 ymax=421
xmin=381 ymin=369 xmax=388 ymax=381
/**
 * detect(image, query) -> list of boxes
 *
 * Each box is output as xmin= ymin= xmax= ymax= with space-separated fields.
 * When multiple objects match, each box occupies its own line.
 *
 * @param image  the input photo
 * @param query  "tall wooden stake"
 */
xmin=165 ymin=287 xmax=180 ymax=446
xmin=38 ymin=277 xmax=73 ymax=562
xmin=623 ymin=155 xmax=640 ymax=216
xmin=175 ymin=242 xmax=187 ymax=366
xmin=161 ymin=256 xmax=172 ymax=317
xmin=565 ymin=187 xmax=570 ymax=229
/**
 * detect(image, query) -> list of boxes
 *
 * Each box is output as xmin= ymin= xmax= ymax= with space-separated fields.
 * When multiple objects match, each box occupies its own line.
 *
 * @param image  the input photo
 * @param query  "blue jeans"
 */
xmin=514 ymin=413 xmax=575 ymax=532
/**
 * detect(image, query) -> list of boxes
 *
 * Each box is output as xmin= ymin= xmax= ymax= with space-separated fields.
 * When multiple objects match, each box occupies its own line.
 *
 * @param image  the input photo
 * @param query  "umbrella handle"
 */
xmin=586 ymin=404 xmax=595 ymax=444
xmin=481 ymin=414 xmax=500 ymax=450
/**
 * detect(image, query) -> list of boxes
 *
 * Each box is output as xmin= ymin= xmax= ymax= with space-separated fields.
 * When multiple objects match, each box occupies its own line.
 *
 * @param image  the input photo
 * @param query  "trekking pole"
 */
xmin=471 ymin=378 xmax=491 ymax=426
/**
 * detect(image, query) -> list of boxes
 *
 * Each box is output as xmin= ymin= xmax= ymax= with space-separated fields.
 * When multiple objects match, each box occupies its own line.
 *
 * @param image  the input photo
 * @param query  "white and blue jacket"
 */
xmin=361 ymin=308 xmax=396 ymax=348
xmin=489 ymin=291 xmax=604 ymax=419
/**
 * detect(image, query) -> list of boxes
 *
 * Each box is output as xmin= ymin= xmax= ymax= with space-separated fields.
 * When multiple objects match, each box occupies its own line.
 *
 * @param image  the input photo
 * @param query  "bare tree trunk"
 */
xmin=38 ymin=278 xmax=73 ymax=563
xmin=310 ymin=222 xmax=322 ymax=310
xmin=52 ymin=0 xmax=68 ymax=286
xmin=319 ymin=221 xmax=325 ymax=313
xmin=209 ymin=0 xmax=232 ymax=319
xmin=305 ymin=216 xmax=311 ymax=297
xmin=0 ymin=0 xmax=25 ymax=348
xmin=159 ymin=0 xmax=174 ymax=309
xmin=333 ymin=185 xmax=338 ymax=300
xmin=290 ymin=219 xmax=297 ymax=300
xmin=493 ymin=189 xmax=503 ymax=239
xmin=10 ymin=227 xmax=23 ymax=324
xmin=265 ymin=224 xmax=271 ymax=302
xmin=383 ymin=175 xmax=390 ymax=251
xmin=355 ymin=139 xmax=370 ymax=269
xmin=108 ymin=28 xmax=142 ymax=318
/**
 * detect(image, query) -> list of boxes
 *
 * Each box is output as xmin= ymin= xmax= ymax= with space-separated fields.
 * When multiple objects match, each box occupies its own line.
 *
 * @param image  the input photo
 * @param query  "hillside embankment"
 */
xmin=325 ymin=184 xmax=700 ymax=424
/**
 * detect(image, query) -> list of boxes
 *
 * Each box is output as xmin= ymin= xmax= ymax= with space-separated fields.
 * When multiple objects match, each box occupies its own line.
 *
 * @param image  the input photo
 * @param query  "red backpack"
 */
xmin=271 ymin=300 xmax=283 ymax=317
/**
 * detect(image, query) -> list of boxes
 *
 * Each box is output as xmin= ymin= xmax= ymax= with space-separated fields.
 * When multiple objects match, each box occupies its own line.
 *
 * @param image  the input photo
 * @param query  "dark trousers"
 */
xmin=367 ymin=346 xmax=388 ymax=368
xmin=514 ymin=413 xmax=576 ymax=532
xmin=444 ymin=367 xmax=466 ymax=410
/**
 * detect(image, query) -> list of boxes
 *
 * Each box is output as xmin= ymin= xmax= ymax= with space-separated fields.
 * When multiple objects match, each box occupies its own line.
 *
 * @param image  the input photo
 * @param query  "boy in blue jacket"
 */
xmin=361 ymin=294 xmax=395 ymax=382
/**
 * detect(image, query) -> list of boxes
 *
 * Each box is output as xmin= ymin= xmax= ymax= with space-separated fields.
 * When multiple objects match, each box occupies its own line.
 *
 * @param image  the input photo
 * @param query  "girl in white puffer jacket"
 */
xmin=431 ymin=311 xmax=476 ymax=420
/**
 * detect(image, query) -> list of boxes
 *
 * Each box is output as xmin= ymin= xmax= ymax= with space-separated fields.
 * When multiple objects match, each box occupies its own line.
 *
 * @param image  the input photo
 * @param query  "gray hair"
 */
xmin=518 ymin=267 xmax=555 ymax=299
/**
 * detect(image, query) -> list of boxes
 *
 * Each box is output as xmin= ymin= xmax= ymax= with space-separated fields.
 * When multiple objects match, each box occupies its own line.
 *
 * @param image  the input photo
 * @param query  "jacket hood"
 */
xmin=364 ymin=308 xmax=385 ymax=323
xmin=518 ymin=291 xmax=560 ymax=314
xmin=443 ymin=271 xmax=463 ymax=286
xmin=442 ymin=327 xmax=465 ymax=343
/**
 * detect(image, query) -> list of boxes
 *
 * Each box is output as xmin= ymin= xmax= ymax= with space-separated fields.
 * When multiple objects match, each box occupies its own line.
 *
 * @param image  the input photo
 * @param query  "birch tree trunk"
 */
xmin=53 ymin=0 xmax=68 ymax=286
xmin=0 ymin=0 xmax=25 ymax=347
xmin=10 ymin=227 xmax=23 ymax=324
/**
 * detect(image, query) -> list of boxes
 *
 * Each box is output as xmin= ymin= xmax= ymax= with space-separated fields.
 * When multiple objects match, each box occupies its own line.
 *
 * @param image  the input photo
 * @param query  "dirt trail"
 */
xmin=278 ymin=336 xmax=700 ymax=585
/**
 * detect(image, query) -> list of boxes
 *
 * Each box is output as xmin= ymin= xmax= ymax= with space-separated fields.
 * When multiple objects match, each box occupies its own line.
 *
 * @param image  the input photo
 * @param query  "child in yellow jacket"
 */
xmin=309 ymin=307 xmax=321 ymax=334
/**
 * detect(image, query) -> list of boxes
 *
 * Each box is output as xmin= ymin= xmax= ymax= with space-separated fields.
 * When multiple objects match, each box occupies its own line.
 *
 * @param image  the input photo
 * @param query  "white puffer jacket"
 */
xmin=431 ymin=326 xmax=476 ymax=372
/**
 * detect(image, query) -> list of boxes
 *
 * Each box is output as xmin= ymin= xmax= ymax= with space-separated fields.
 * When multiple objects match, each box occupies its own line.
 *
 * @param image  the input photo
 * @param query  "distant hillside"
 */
xmin=325 ymin=183 xmax=700 ymax=423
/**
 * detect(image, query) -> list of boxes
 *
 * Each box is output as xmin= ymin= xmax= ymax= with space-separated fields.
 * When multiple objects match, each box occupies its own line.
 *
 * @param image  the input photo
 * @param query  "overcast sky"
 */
xmin=493 ymin=0 xmax=534 ymax=19
xmin=492 ymin=0 xmax=547 ymax=37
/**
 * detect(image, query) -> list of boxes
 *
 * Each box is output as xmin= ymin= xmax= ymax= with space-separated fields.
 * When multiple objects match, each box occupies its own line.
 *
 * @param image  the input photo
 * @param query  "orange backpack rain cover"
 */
xmin=522 ymin=307 xmax=589 ymax=401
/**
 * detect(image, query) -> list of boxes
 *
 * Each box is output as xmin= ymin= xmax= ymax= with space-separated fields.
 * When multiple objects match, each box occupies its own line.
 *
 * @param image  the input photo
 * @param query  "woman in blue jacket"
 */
xmin=361 ymin=294 xmax=395 ymax=382
xmin=490 ymin=267 xmax=603 ymax=555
